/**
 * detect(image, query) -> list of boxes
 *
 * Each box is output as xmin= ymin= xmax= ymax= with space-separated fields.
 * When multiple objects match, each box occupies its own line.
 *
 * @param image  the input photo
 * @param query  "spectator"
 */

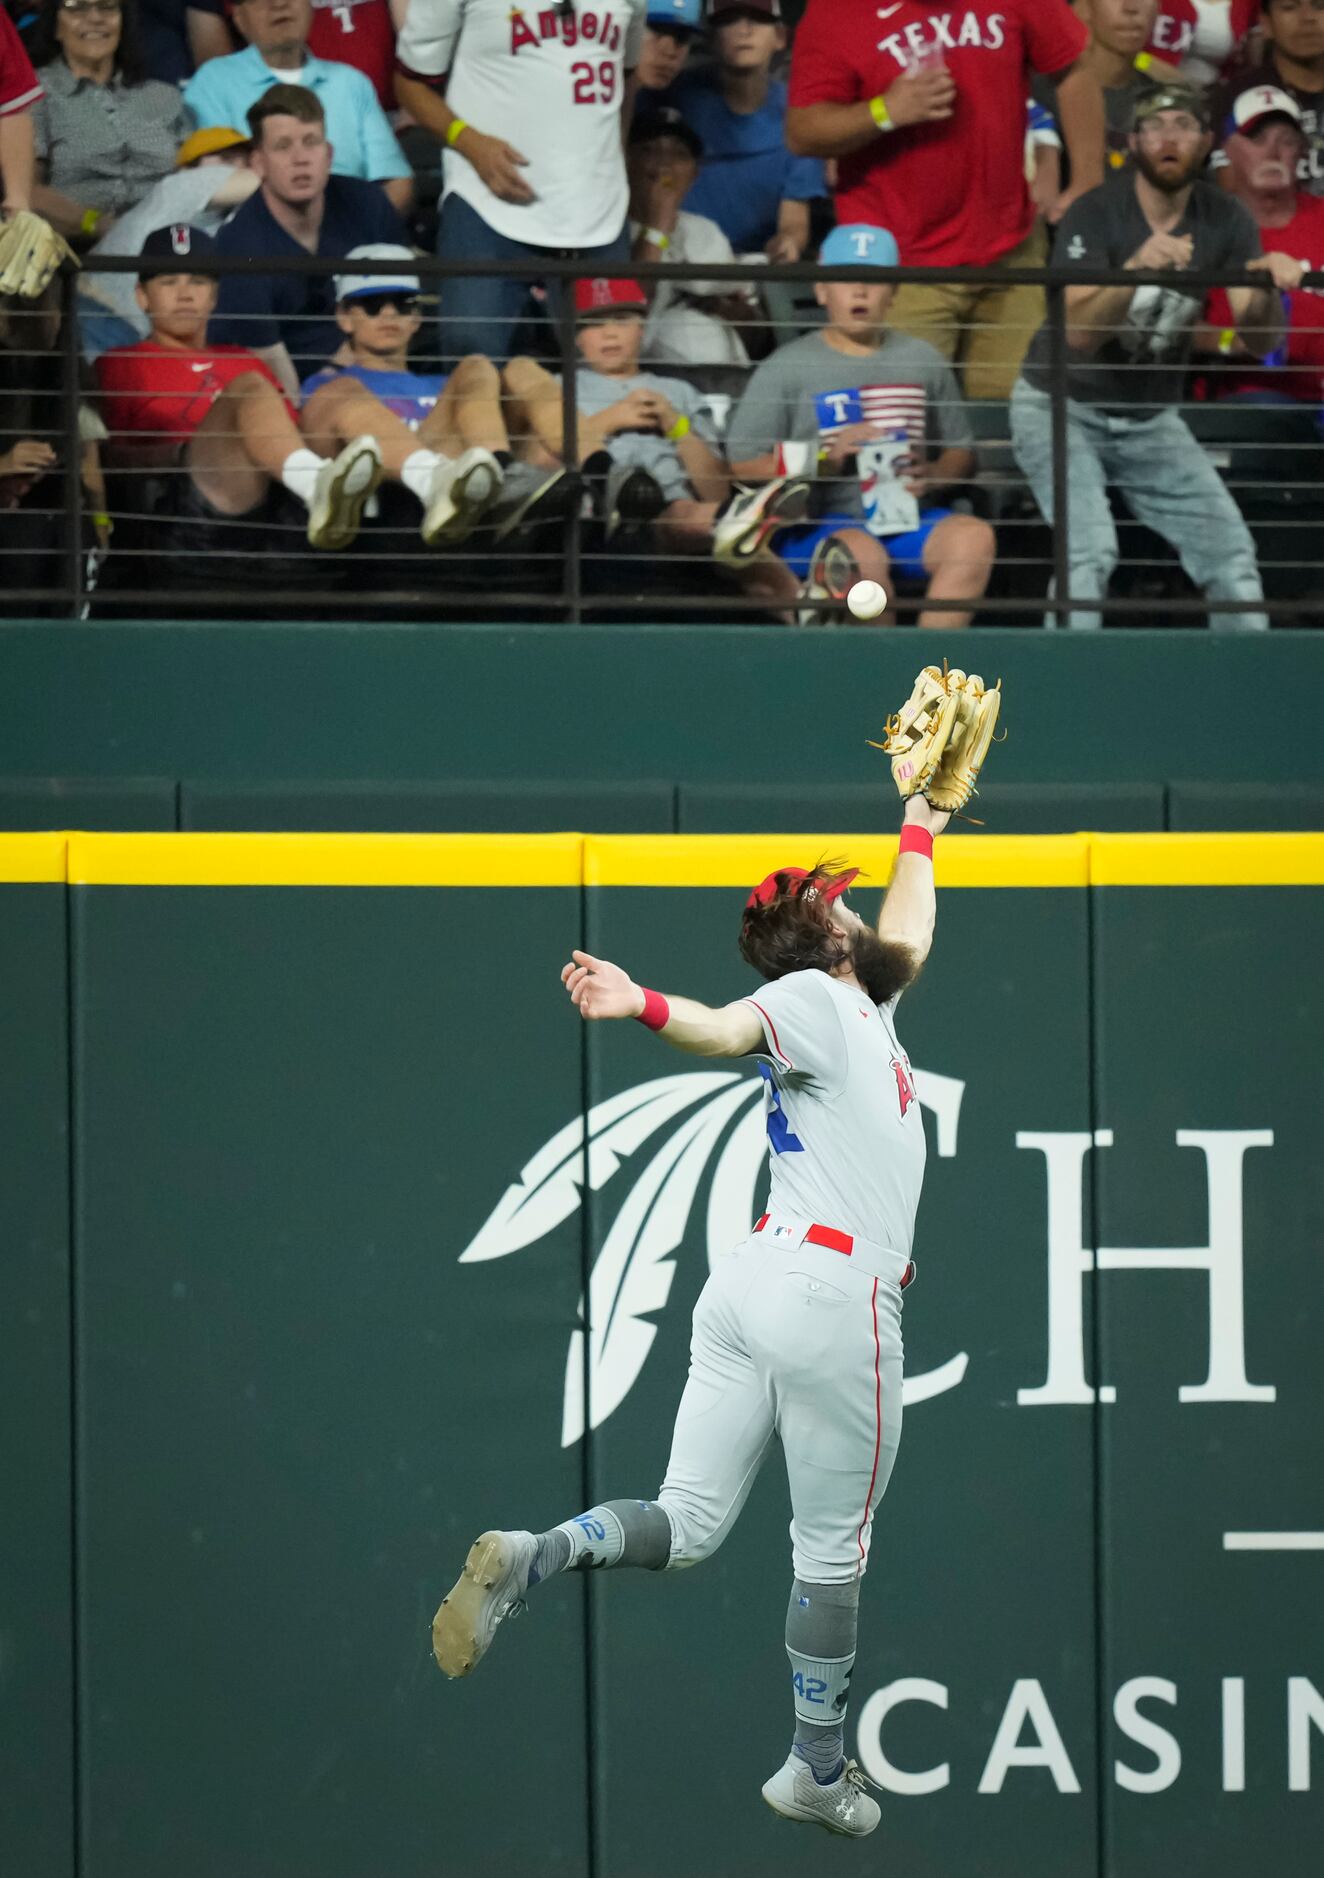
xmin=1 ymin=3 xmax=43 ymax=213
xmin=637 ymin=0 xmax=703 ymax=99
xmin=188 ymin=0 xmax=405 ymax=107
xmin=134 ymin=0 xmax=235 ymax=84
xmin=394 ymin=0 xmax=645 ymax=362
xmin=1144 ymin=0 xmax=1259 ymax=85
xmin=628 ymin=105 xmax=754 ymax=365
xmin=211 ymin=83 xmax=406 ymax=394
xmin=183 ymin=0 xmax=412 ymax=212
xmin=662 ymin=0 xmax=825 ymax=261
xmin=300 ymin=242 xmax=578 ymax=538
xmin=80 ymin=124 xmax=258 ymax=357
xmin=787 ymin=0 xmax=1106 ymax=400
xmin=28 ymin=0 xmax=186 ymax=236
xmin=96 ymin=223 xmax=385 ymax=553
xmin=1197 ymin=82 xmax=1323 ymax=395
xmin=518 ymin=275 xmax=807 ymax=612
xmin=1056 ymin=0 xmax=1163 ymax=176
xmin=725 ymin=223 xmax=993 ymax=628
xmin=1214 ymin=0 xmax=1324 ymax=194
xmin=1010 ymin=80 xmax=1297 ymax=631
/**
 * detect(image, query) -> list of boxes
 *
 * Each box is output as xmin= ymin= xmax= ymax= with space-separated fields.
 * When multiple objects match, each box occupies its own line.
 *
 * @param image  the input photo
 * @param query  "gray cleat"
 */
xmin=431 ymin=1528 xmax=537 ymax=1678
xmin=761 ymin=1752 xmax=882 ymax=1837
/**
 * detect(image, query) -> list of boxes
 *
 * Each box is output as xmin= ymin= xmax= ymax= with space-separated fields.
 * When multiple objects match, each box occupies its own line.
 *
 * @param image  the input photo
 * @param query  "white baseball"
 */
xmin=846 ymin=579 xmax=889 ymax=621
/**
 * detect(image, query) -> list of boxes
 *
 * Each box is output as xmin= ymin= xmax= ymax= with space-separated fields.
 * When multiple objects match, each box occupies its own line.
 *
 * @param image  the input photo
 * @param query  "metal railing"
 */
xmin=2 ymin=252 xmax=1322 ymax=624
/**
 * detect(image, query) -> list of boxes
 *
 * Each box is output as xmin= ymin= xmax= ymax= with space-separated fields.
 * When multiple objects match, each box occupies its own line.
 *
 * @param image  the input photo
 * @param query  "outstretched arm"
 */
xmin=876 ymin=796 xmax=949 ymax=972
xmin=561 ymin=950 xmax=762 ymax=1058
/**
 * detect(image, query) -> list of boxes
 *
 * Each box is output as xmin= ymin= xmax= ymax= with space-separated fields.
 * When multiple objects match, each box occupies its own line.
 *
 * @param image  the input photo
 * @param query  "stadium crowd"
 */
xmin=0 ymin=0 xmax=1321 ymax=623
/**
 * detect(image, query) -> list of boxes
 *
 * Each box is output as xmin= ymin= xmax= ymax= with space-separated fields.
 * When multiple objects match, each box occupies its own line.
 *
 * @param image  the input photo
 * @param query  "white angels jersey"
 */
xmin=395 ymin=0 xmax=646 ymax=247
xmin=741 ymin=968 xmax=927 ymax=1256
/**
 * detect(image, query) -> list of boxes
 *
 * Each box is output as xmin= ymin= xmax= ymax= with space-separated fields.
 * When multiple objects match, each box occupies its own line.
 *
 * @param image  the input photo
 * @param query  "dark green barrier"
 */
xmin=4 ymin=832 xmax=1320 ymax=1877
xmin=0 ymin=849 xmax=74 ymax=1878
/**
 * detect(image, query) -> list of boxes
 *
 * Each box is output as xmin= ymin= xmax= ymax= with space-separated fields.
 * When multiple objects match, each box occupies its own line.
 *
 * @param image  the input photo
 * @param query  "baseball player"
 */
xmin=433 ymin=790 xmax=951 ymax=1839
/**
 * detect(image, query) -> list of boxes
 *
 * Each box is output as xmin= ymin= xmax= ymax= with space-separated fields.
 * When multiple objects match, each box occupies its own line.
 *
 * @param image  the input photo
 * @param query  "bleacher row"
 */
xmin=4 ymin=775 xmax=1321 ymax=831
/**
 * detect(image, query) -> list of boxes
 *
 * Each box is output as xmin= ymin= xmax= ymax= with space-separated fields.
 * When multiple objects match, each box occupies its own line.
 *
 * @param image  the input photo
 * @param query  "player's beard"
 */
xmin=850 ymin=927 xmax=917 ymax=1006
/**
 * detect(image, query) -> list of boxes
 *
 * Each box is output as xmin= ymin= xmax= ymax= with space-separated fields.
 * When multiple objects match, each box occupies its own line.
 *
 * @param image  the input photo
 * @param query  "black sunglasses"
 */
xmin=348 ymin=292 xmax=420 ymax=316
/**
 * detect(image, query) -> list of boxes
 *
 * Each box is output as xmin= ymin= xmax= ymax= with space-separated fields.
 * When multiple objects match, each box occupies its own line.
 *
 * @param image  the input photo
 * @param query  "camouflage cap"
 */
xmin=1130 ymin=79 xmax=1213 ymax=131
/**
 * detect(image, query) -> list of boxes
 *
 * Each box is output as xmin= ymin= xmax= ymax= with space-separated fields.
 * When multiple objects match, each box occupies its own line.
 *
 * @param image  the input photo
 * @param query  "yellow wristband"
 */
xmin=80 ymin=207 xmax=102 ymax=236
xmin=643 ymin=226 xmax=671 ymax=250
xmin=1133 ymin=51 xmax=1154 ymax=73
xmin=869 ymin=94 xmax=893 ymax=132
xmin=446 ymin=117 xmax=469 ymax=147
xmin=666 ymin=414 xmax=691 ymax=442
xmin=90 ymin=511 xmax=112 ymax=531
xmin=1217 ymin=326 xmax=1238 ymax=355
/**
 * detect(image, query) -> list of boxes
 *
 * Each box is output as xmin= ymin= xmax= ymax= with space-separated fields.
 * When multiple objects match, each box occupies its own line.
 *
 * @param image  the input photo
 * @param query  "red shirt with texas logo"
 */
xmin=1201 ymin=193 xmax=1324 ymax=403
xmin=1146 ymin=0 xmax=1259 ymax=75
xmin=96 ymin=340 xmax=288 ymax=446
xmin=789 ymin=0 xmax=1087 ymax=266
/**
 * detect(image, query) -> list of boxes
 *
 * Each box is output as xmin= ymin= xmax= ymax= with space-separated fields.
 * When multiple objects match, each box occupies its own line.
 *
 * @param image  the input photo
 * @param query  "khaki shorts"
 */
xmin=889 ymin=222 xmax=1047 ymax=401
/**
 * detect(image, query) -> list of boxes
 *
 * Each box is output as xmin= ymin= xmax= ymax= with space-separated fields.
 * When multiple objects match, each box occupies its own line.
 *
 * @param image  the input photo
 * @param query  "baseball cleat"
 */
xmin=306 ymin=434 xmax=382 ymax=551
xmin=797 ymin=532 xmax=861 ymax=626
xmin=712 ymin=477 xmax=811 ymax=565
xmin=761 ymin=1752 xmax=882 ymax=1838
xmin=420 ymin=446 xmax=502 ymax=545
xmin=431 ymin=1528 xmax=536 ymax=1678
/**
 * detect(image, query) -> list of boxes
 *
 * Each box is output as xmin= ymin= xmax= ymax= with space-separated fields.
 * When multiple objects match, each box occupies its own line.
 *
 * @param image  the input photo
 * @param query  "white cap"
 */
xmin=333 ymin=243 xmax=421 ymax=304
xmin=1232 ymin=85 xmax=1304 ymax=135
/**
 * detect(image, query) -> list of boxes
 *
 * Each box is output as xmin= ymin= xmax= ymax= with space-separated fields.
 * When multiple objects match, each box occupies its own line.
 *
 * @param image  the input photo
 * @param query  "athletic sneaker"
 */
xmin=306 ymin=435 xmax=383 ymax=551
xmin=761 ymin=1752 xmax=882 ymax=1838
xmin=431 ymin=1528 xmax=537 ymax=1679
xmin=604 ymin=464 xmax=668 ymax=541
xmin=712 ymin=478 xmax=811 ymax=566
xmin=490 ymin=463 xmax=579 ymax=542
xmin=420 ymin=446 xmax=502 ymax=546
xmin=797 ymin=532 xmax=861 ymax=627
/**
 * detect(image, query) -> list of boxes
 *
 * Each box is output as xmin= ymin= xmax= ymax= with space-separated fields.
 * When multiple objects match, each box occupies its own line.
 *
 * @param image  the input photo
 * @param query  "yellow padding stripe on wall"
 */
xmin=65 ymin=832 xmax=584 ymax=887
xmin=0 ymin=831 xmax=1319 ymax=888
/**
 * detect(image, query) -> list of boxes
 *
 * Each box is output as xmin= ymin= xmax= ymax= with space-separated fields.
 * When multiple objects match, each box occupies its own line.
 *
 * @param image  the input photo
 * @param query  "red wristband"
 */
xmin=898 ymin=824 xmax=934 ymax=861
xmin=635 ymin=987 xmax=670 ymax=1031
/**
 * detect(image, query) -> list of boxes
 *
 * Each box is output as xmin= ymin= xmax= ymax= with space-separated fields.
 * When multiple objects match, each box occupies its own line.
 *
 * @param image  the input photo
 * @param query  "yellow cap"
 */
xmin=176 ymin=126 xmax=250 ymax=168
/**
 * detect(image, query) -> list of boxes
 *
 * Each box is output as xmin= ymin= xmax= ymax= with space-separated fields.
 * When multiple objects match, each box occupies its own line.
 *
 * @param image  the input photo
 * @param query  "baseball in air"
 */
xmin=847 ymin=580 xmax=888 ymax=620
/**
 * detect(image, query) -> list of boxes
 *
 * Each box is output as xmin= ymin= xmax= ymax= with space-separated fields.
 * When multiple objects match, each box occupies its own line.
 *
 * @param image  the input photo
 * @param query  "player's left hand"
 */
xmin=561 ymin=949 xmax=646 ymax=1021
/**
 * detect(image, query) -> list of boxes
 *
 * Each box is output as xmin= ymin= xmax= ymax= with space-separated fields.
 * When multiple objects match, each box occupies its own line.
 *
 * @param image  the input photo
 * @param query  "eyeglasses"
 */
xmin=348 ymin=293 xmax=420 ymax=316
xmin=61 ymin=1 xmax=122 ymax=12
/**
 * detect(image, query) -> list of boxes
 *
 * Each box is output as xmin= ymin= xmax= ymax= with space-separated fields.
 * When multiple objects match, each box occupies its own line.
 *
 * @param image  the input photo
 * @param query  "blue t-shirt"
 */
xmin=300 ymin=361 xmax=448 ymax=427
xmin=211 ymin=178 xmax=407 ymax=377
xmin=661 ymin=70 xmax=826 ymax=252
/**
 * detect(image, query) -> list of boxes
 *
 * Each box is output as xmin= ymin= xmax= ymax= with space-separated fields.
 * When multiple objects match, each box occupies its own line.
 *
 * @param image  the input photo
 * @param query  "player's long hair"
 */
xmin=738 ymin=863 xmax=857 ymax=983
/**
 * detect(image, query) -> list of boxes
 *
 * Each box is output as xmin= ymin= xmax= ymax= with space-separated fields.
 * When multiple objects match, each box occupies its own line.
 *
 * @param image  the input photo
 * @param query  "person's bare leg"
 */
xmin=502 ymin=354 xmax=568 ymax=464
xmin=419 ymin=353 xmax=509 ymax=457
xmin=918 ymin=513 xmax=994 ymax=629
xmin=300 ymin=375 xmax=426 ymax=480
xmin=186 ymin=372 xmax=302 ymax=513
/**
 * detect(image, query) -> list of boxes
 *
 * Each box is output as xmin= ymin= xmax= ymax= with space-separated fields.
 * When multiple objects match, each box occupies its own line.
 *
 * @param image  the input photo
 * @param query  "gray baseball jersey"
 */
xmin=740 ymin=968 xmax=926 ymax=1255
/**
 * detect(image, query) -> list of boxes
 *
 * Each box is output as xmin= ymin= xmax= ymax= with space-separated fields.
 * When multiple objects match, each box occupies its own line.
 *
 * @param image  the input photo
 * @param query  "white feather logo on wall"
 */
xmin=457 ymin=1068 xmax=969 ymax=1447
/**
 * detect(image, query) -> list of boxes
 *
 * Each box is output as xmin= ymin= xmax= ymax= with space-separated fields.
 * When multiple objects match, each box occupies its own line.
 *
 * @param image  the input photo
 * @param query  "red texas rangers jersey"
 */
xmin=742 ymin=969 xmax=927 ymax=1257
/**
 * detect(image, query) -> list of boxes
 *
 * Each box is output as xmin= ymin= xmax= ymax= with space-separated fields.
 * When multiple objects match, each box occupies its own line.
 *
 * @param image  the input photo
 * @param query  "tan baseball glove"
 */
xmin=0 ymin=211 xmax=80 ymax=300
xmin=872 ymin=663 xmax=1003 ymax=815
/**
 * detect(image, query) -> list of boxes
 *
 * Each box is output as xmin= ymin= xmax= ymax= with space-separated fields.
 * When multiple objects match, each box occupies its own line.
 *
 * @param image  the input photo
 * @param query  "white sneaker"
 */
xmin=431 ymin=1528 xmax=537 ymax=1679
xmin=712 ymin=477 xmax=811 ymax=566
xmin=306 ymin=435 xmax=382 ymax=551
xmin=797 ymin=532 xmax=861 ymax=627
xmin=420 ymin=446 xmax=503 ymax=546
xmin=761 ymin=1752 xmax=882 ymax=1838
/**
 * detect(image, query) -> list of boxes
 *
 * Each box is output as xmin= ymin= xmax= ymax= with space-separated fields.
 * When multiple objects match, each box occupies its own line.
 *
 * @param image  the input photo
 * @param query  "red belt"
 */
xmin=754 ymin=1213 xmax=913 ymax=1288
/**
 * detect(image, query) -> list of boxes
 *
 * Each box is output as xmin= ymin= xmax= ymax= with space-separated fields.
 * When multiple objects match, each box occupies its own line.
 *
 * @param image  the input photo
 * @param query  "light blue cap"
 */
xmin=647 ymin=0 xmax=703 ymax=27
xmin=818 ymin=223 xmax=900 ymax=270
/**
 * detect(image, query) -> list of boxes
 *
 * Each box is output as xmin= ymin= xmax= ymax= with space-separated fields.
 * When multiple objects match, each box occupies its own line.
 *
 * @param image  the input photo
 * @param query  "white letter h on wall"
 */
xmin=1015 ymin=1130 xmax=1275 ymax=1406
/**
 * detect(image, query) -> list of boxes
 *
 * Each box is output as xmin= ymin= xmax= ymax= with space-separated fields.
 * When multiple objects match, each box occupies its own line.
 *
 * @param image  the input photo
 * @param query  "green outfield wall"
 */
xmin=2 ymin=831 xmax=1322 ymax=1878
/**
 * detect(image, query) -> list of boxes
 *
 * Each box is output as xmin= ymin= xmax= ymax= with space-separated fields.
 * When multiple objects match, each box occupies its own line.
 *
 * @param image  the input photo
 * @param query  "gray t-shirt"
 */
xmin=571 ymin=367 xmax=719 ymax=502
xmin=724 ymin=329 xmax=973 ymax=523
xmin=1021 ymin=175 xmax=1262 ymax=412
xmin=741 ymin=969 xmax=927 ymax=1257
